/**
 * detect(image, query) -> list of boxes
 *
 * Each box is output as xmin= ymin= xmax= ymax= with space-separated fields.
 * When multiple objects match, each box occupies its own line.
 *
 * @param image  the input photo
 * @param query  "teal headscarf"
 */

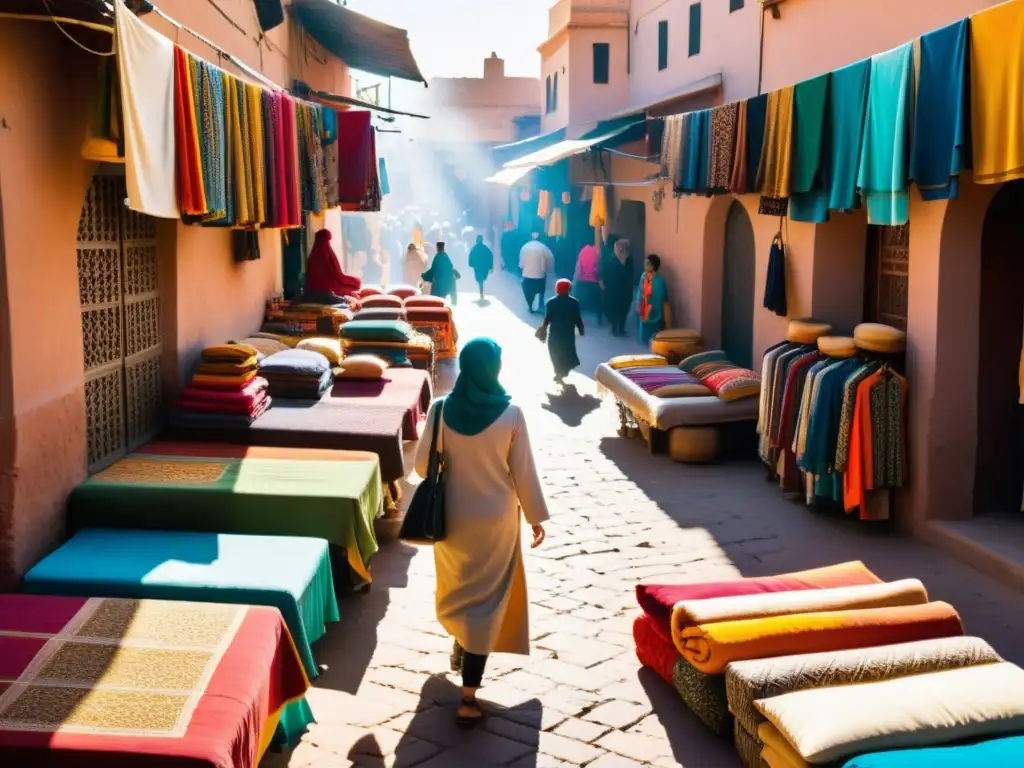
xmin=443 ymin=338 xmax=512 ymax=436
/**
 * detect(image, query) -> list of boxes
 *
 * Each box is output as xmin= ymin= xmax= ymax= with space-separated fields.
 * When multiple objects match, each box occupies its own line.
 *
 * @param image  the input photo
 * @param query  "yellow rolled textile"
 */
xmin=589 ymin=185 xmax=608 ymax=227
xmin=608 ymin=354 xmax=669 ymax=370
xmin=756 ymin=86 xmax=796 ymax=199
xmin=246 ymin=83 xmax=267 ymax=225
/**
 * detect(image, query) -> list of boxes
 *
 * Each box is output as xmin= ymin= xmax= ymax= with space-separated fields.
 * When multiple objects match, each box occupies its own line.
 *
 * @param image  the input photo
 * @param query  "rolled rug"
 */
xmin=680 ymin=601 xmax=964 ymax=675
xmin=841 ymin=735 xmax=1024 ymax=767
xmin=671 ymin=579 xmax=928 ymax=655
xmin=672 ymin=657 xmax=731 ymax=737
xmin=755 ymin=662 xmax=1024 ymax=766
xmin=636 ymin=561 xmax=881 ymax=640
xmin=725 ymin=636 xmax=1002 ymax=737
xmin=632 ymin=613 xmax=678 ymax=685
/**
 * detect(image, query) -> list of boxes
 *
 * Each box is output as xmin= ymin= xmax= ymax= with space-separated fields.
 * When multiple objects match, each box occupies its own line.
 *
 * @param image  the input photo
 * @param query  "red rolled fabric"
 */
xmin=633 ymin=613 xmax=679 ymax=685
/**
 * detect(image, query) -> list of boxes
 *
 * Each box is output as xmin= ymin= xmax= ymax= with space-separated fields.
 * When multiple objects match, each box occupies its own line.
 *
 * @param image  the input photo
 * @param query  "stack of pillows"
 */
xmin=340 ymin=319 xmax=419 ymax=368
xmin=259 ymin=349 xmax=333 ymax=399
xmin=174 ymin=344 xmax=270 ymax=426
xmin=608 ymin=350 xmax=761 ymax=402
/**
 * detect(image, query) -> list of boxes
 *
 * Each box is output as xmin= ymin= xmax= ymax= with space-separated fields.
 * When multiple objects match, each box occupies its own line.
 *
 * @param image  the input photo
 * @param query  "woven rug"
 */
xmin=672 ymin=656 xmax=732 ymax=737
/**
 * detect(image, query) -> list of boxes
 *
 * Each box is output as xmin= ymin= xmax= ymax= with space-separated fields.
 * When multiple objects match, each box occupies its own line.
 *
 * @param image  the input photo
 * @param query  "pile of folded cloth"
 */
xmin=340 ymin=319 xmax=434 ymax=373
xmin=173 ymin=343 xmax=270 ymax=427
xmin=264 ymin=298 xmax=353 ymax=336
xmin=629 ymin=562 xmax=1022 ymax=768
xmin=403 ymin=296 xmax=457 ymax=360
xmin=259 ymin=348 xmax=333 ymax=399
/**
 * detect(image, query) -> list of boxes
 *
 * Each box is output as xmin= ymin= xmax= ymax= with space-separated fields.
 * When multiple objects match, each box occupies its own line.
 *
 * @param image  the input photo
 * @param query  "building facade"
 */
xmin=0 ymin=0 xmax=376 ymax=588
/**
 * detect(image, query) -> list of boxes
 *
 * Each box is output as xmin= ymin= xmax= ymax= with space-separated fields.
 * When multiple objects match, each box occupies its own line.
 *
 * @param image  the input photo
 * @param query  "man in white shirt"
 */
xmin=518 ymin=232 xmax=554 ymax=314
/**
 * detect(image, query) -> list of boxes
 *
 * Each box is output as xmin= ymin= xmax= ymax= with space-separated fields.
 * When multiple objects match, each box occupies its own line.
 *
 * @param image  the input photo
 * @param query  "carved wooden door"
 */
xmin=864 ymin=224 xmax=909 ymax=331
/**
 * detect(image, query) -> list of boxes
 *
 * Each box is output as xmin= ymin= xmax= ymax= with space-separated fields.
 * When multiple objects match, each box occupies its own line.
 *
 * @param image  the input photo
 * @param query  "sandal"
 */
xmin=456 ymin=697 xmax=484 ymax=729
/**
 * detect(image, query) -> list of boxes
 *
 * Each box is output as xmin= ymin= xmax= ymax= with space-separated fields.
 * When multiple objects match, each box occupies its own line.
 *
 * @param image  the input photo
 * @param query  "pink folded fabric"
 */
xmin=182 ymin=377 xmax=268 ymax=402
xmin=178 ymin=389 xmax=269 ymax=416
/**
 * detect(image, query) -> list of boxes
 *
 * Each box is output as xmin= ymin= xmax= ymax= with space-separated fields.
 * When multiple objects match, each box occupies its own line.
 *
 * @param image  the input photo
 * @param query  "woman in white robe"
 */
xmin=414 ymin=338 xmax=549 ymax=728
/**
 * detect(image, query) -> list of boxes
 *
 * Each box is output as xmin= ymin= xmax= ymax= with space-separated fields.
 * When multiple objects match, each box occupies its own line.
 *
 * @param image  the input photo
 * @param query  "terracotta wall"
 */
xmin=0 ymin=5 xmax=351 ymax=587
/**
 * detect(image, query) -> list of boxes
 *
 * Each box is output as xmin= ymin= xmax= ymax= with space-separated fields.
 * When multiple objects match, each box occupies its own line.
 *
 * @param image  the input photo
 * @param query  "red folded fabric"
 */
xmin=183 ymin=377 xmax=268 ymax=401
xmin=178 ymin=390 xmax=269 ymax=416
xmin=636 ymin=561 xmax=882 ymax=642
xmin=633 ymin=613 xmax=678 ymax=685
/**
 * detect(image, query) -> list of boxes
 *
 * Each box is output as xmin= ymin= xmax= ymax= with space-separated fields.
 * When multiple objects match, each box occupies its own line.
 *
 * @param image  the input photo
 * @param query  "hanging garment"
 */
xmin=681 ymin=110 xmax=710 ymax=194
xmin=172 ymin=46 xmax=206 ymax=217
xmin=756 ymin=86 xmax=796 ymax=200
xmin=336 ymin=109 xmax=381 ymax=213
xmin=970 ymin=1 xmax=1024 ymax=184
xmin=226 ymin=75 xmax=254 ymax=226
xmin=729 ymin=100 xmax=750 ymax=194
xmin=911 ymin=20 xmax=970 ymax=201
xmin=763 ymin=235 xmax=788 ymax=316
xmin=788 ymin=74 xmax=831 ymax=223
xmin=708 ymin=102 xmax=739 ymax=191
xmin=114 ymin=0 xmax=178 ymax=218
xmin=198 ymin=61 xmax=228 ymax=221
xmin=281 ymin=96 xmax=302 ymax=224
xmin=261 ymin=90 xmax=279 ymax=226
xmin=745 ymin=93 xmax=769 ymax=193
xmin=546 ymin=207 xmax=565 ymax=238
xmin=660 ymin=115 xmax=684 ymax=181
xmin=672 ymin=112 xmax=692 ymax=195
xmin=828 ymin=58 xmax=871 ymax=212
xmin=589 ymin=185 xmax=607 ymax=227
xmin=537 ymin=190 xmax=551 ymax=219
xmin=246 ymin=84 xmax=267 ymax=224
xmin=857 ymin=43 xmax=914 ymax=225
xmin=834 ymin=362 xmax=880 ymax=472
xmin=82 ymin=58 xmax=124 ymax=163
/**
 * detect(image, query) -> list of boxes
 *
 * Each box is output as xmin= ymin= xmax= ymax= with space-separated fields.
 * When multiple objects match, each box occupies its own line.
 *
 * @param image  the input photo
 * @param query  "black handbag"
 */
xmin=399 ymin=398 xmax=447 ymax=543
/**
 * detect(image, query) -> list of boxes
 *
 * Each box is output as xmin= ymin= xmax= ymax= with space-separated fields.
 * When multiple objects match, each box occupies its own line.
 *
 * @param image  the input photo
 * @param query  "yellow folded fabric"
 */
xmin=196 ymin=360 xmax=258 ymax=376
xmin=758 ymin=723 xmax=809 ymax=768
xmin=589 ymin=185 xmax=607 ymax=227
xmin=192 ymin=371 xmax=257 ymax=389
xmin=970 ymin=0 xmax=1024 ymax=184
xmin=671 ymin=579 xmax=927 ymax=653
xmin=608 ymin=354 xmax=669 ymax=370
xmin=201 ymin=344 xmax=260 ymax=362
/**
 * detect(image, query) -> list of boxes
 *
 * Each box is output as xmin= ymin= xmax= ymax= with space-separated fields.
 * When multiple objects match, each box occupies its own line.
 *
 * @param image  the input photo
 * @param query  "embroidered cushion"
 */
xmin=786 ymin=318 xmax=833 ymax=344
xmin=360 ymin=295 xmax=404 ymax=309
xmin=679 ymin=350 xmax=729 ymax=374
xmin=388 ymin=284 xmax=419 ymax=299
xmin=818 ymin=336 xmax=857 ymax=359
xmin=697 ymin=365 xmax=762 ymax=403
xmin=608 ymin=354 xmax=669 ymax=370
xmin=340 ymin=320 xmax=415 ymax=343
xmin=334 ymin=355 xmax=388 ymax=380
xmin=854 ymin=323 xmax=907 ymax=354
xmin=296 ymin=337 xmax=343 ymax=366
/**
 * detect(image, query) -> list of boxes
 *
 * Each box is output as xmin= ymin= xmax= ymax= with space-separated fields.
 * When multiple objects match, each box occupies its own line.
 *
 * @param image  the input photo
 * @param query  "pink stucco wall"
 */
xmin=568 ymin=26 xmax=630 ymax=127
xmin=542 ymin=40 xmax=572 ymax=132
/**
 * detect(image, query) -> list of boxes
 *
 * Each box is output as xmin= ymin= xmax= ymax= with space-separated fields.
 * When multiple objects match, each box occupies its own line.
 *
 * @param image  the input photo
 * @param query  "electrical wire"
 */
xmin=40 ymin=0 xmax=115 ymax=56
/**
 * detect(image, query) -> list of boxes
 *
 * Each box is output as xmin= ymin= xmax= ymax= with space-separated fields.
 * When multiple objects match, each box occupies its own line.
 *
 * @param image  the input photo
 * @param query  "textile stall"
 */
xmin=0 ymin=594 xmax=311 ymax=767
xmin=629 ymin=563 xmax=1024 ymax=768
xmin=757 ymin=320 xmax=908 ymax=521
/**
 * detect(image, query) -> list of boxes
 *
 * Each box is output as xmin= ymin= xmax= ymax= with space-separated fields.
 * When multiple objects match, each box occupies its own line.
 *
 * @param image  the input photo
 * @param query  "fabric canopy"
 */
xmin=485 ymin=165 xmax=537 ymax=186
xmin=502 ymin=117 xmax=646 ymax=169
xmin=290 ymin=0 xmax=425 ymax=84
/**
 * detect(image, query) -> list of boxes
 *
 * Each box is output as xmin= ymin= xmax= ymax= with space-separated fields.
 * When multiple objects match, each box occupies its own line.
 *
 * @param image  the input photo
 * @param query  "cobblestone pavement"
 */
xmin=263 ymin=272 xmax=1024 ymax=768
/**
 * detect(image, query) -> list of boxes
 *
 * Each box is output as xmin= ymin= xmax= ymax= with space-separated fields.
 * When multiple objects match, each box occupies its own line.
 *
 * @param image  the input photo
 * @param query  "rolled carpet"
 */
xmin=734 ymin=719 xmax=765 ymax=768
xmin=671 ymin=579 xmax=928 ymax=654
xmin=672 ymin=656 xmax=732 ymax=737
xmin=633 ymin=612 xmax=678 ymax=685
xmin=681 ymin=601 xmax=964 ymax=674
xmin=841 ymin=735 xmax=1024 ymax=767
xmin=637 ymin=561 xmax=881 ymax=640
xmin=755 ymin=662 xmax=1024 ymax=765
xmin=725 ymin=636 xmax=1002 ymax=736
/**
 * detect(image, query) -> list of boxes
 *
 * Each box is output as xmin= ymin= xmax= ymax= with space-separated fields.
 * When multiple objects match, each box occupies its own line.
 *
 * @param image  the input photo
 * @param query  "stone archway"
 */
xmin=720 ymin=200 xmax=756 ymax=369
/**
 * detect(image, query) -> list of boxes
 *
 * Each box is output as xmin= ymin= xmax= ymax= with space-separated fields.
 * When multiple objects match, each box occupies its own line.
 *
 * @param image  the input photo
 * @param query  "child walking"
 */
xmin=537 ymin=279 xmax=585 ymax=385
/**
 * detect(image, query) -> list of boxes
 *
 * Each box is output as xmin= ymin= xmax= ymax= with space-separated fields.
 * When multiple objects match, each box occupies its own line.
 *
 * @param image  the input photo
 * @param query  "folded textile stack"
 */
xmin=265 ymin=300 xmax=352 ymax=336
xmin=403 ymin=304 xmax=458 ymax=360
xmin=387 ymin=284 xmax=419 ymax=300
xmin=172 ymin=344 xmax=271 ymax=428
xmin=259 ymin=349 xmax=333 ymax=399
xmin=629 ymin=562 xmax=997 ymax=768
xmin=340 ymin=320 xmax=433 ymax=372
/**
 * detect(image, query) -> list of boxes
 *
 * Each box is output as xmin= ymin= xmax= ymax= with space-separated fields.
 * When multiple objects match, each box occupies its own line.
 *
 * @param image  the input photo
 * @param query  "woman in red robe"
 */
xmin=304 ymin=229 xmax=361 ymax=300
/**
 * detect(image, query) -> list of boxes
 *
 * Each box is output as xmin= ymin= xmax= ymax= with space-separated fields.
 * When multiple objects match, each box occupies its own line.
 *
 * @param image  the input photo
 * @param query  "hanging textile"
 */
xmin=537 ymin=190 xmax=552 ymax=219
xmin=708 ymin=102 xmax=739 ymax=192
xmin=745 ymin=93 xmax=769 ymax=193
xmin=682 ymin=110 xmax=710 ymax=194
xmin=589 ymin=185 xmax=607 ymax=227
xmin=322 ymin=107 xmax=340 ymax=208
xmin=246 ymin=83 xmax=267 ymax=224
xmin=756 ymin=86 xmax=795 ymax=201
xmin=788 ymin=74 xmax=831 ymax=223
xmin=728 ymin=100 xmax=749 ymax=194
xmin=660 ymin=115 xmax=683 ymax=182
xmin=763 ymin=233 xmax=788 ymax=316
xmin=82 ymin=58 xmax=124 ymax=163
xmin=845 ymin=368 xmax=908 ymax=519
xmin=857 ymin=43 xmax=914 ymax=226
xmin=173 ymin=46 xmax=206 ymax=217
xmin=546 ymin=207 xmax=565 ymax=238
xmin=969 ymin=0 xmax=1024 ymax=185
xmin=281 ymin=95 xmax=302 ymax=224
xmin=911 ymin=20 xmax=970 ymax=201
xmin=197 ymin=60 xmax=228 ymax=222
xmin=672 ymin=112 xmax=691 ymax=194
xmin=336 ymin=110 xmax=381 ymax=213
xmin=261 ymin=90 xmax=280 ymax=227
xmin=827 ymin=58 xmax=870 ymax=212
xmin=114 ymin=0 xmax=178 ymax=218
xmin=226 ymin=75 xmax=254 ymax=226
xmin=379 ymin=157 xmax=390 ymax=196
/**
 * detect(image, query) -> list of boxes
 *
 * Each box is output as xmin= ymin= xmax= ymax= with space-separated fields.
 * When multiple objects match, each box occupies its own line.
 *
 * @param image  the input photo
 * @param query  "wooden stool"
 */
xmin=668 ymin=426 xmax=721 ymax=463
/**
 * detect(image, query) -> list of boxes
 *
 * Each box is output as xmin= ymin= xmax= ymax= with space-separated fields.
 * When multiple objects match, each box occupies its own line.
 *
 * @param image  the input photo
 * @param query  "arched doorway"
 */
xmin=974 ymin=181 xmax=1024 ymax=515
xmin=77 ymin=172 xmax=163 ymax=472
xmin=721 ymin=200 xmax=755 ymax=369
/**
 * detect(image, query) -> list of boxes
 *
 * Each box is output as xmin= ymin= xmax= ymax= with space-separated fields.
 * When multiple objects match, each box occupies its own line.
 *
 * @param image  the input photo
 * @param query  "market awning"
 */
xmin=292 ymin=81 xmax=430 ymax=119
xmin=491 ymin=127 xmax=568 ymax=168
xmin=502 ymin=116 xmax=646 ymax=170
xmin=289 ymin=0 xmax=426 ymax=84
xmin=484 ymin=166 xmax=537 ymax=187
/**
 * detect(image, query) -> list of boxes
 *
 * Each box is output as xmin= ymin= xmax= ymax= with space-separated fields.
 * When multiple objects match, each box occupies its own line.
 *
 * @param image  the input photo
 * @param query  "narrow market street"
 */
xmin=265 ymin=271 xmax=1024 ymax=768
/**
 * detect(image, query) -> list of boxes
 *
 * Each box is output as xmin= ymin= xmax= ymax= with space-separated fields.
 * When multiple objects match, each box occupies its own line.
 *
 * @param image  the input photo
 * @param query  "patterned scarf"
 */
xmin=638 ymin=273 xmax=654 ymax=321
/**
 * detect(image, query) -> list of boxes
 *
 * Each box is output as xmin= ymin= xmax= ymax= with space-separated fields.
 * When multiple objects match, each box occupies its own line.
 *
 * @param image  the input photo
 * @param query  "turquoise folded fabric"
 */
xmin=911 ymin=19 xmax=970 ymax=201
xmin=23 ymin=529 xmax=340 ymax=678
xmin=842 ymin=735 xmax=1024 ymax=767
xmin=275 ymin=697 xmax=317 ymax=748
xmin=857 ymin=42 xmax=914 ymax=225
xmin=789 ymin=73 xmax=831 ymax=223
xmin=828 ymin=59 xmax=870 ymax=212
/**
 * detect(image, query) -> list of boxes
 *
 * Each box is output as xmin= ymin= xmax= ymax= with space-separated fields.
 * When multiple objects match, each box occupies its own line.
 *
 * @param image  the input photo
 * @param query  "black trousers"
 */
xmin=522 ymin=277 xmax=546 ymax=311
xmin=454 ymin=642 xmax=488 ymax=688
